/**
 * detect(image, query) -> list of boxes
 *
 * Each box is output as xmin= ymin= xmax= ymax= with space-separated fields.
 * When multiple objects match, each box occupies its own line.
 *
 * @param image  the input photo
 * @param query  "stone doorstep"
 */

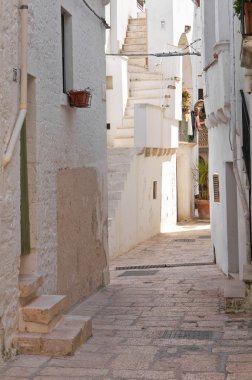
xmin=19 ymin=274 xmax=43 ymax=299
xmin=243 ymin=264 xmax=252 ymax=282
xmin=13 ymin=315 xmax=92 ymax=356
xmin=224 ymin=279 xmax=246 ymax=299
xmin=21 ymin=295 xmax=67 ymax=325
xmin=18 ymin=310 xmax=62 ymax=334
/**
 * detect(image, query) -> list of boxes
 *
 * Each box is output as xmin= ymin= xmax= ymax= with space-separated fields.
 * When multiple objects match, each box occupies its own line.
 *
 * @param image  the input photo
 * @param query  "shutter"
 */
xmin=213 ymin=174 xmax=220 ymax=203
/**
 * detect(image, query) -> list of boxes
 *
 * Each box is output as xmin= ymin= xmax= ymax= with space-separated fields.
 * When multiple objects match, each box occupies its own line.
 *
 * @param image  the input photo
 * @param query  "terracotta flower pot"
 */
xmin=195 ymin=199 xmax=210 ymax=220
xmin=67 ymin=89 xmax=92 ymax=108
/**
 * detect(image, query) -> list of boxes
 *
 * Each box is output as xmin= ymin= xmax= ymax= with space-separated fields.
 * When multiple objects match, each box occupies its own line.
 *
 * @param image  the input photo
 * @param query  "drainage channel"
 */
xmin=115 ymin=262 xmax=215 ymax=271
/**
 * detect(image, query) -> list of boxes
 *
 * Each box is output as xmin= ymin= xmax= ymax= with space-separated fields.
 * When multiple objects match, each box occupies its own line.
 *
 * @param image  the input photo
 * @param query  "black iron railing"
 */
xmin=240 ymin=90 xmax=251 ymax=184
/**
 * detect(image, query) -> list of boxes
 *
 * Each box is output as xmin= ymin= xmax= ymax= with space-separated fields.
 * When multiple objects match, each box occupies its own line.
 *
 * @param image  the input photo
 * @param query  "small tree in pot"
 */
xmin=193 ymin=159 xmax=210 ymax=219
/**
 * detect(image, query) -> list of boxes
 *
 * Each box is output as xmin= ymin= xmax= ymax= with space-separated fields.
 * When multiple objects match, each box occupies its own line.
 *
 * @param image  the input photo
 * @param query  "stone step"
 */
xmin=129 ymin=72 xmax=162 ymax=80
xmin=122 ymin=44 xmax=147 ymax=52
xmin=14 ymin=315 xmax=92 ymax=356
xmin=108 ymin=199 xmax=118 ymax=217
xmin=137 ymin=12 xmax=146 ymax=18
xmin=122 ymin=116 xmax=134 ymax=128
xmin=128 ymin=95 xmax=162 ymax=107
xmin=113 ymin=137 xmax=134 ymax=148
xmin=21 ymin=295 xmax=67 ymax=325
xmin=124 ymin=106 xmax=134 ymax=117
xmin=19 ymin=274 xmax=43 ymax=301
xmin=108 ymin=191 xmax=122 ymax=201
xmin=127 ymin=30 xmax=147 ymax=38
xmin=19 ymin=311 xmax=61 ymax=334
xmin=130 ymin=79 xmax=163 ymax=90
xmin=243 ymin=264 xmax=252 ymax=282
xmin=125 ymin=37 xmax=147 ymax=45
xmin=224 ymin=279 xmax=246 ymax=298
xmin=128 ymin=64 xmax=149 ymax=73
xmin=108 ymin=163 xmax=131 ymax=172
xmin=108 ymin=171 xmax=127 ymax=182
xmin=130 ymin=87 xmax=163 ymax=98
xmin=108 ymin=180 xmax=125 ymax=192
xmin=128 ymin=57 xmax=147 ymax=67
xmin=129 ymin=18 xmax=146 ymax=25
xmin=128 ymin=24 xmax=147 ymax=32
xmin=116 ymin=127 xmax=134 ymax=138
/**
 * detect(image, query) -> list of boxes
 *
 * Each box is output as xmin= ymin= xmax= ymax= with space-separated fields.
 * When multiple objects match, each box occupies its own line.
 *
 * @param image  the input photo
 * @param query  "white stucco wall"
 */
xmin=106 ymin=56 xmax=128 ymax=146
xmin=109 ymin=152 xmax=177 ymax=258
xmin=201 ymin=0 xmax=249 ymax=277
xmin=0 ymin=0 xmax=20 ymax=357
xmin=0 ymin=0 xmax=108 ymax=357
xmin=134 ymin=104 xmax=179 ymax=149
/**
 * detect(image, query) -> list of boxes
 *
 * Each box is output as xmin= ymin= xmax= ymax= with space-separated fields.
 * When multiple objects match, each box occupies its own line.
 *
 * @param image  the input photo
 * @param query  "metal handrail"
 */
xmin=240 ymin=89 xmax=251 ymax=184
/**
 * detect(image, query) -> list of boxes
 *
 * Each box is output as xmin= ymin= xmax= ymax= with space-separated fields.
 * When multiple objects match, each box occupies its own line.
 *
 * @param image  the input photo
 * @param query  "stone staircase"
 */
xmin=108 ymin=148 xmax=142 ymax=221
xmin=113 ymin=13 xmax=167 ymax=148
xmin=13 ymin=274 xmax=92 ymax=356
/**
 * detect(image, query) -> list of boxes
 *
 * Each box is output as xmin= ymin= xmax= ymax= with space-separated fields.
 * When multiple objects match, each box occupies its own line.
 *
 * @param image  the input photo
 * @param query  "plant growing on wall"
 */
xmin=182 ymin=89 xmax=191 ymax=113
xmin=234 ymin=0 xmax=252 ymax=20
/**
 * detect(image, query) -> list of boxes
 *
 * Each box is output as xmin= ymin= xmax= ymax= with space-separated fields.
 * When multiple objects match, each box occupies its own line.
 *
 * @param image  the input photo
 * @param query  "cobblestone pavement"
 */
xmin=1 ymin=220 xmax=252 ymax=380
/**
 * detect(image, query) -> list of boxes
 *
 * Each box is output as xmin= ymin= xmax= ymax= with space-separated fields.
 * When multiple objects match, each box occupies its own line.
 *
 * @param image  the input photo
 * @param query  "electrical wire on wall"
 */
xmin=82 ymin=0 xmax=110 ymax=29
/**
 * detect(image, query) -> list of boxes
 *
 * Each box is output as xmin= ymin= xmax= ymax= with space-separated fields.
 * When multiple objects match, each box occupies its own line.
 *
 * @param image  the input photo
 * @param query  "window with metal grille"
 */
xmin=198 ymin=88 xmax=204 ymax=100
xmin=213 ymin=174 xmax=220 ymax=203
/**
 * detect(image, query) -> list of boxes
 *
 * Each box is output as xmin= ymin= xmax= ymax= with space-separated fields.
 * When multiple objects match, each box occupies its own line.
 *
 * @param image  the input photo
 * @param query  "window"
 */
xmin=61 ymin=8 xmax=73 ymax=93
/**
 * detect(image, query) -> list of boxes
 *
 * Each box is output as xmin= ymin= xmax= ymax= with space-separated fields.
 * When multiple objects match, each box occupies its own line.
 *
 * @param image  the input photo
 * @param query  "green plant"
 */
xmin=234 ymin=0 xmax=252 ymax=20
xmin=182 ymin=89 xmax=191 ymax=113
xmin=234 ymin=0 xmax=242 ymax=19
xmin=193 ymin=159 xmax=209 ymax=200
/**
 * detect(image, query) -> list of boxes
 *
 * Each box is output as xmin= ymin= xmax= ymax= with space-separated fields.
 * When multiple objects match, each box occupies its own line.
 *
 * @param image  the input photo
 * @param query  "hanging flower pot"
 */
xmin=67 ymin=89 xmax=92 ymax=108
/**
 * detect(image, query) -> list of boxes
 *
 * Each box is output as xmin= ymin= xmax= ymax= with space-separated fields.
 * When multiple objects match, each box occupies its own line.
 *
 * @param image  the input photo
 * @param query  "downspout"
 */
xmin=2 ymin=0 xmax=28 ymax=168
xmin=230 ymin=6 xmax=251 ymax=264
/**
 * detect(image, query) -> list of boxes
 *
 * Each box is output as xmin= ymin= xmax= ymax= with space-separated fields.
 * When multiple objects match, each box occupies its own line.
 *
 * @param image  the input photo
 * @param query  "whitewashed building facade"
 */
xmin=105 ymin=0 xmax=200 ymax=258
xmin=201 ymin=0 xmax=252 ymax=299
xmin=0 ymin=0 xmax=109 ymax=358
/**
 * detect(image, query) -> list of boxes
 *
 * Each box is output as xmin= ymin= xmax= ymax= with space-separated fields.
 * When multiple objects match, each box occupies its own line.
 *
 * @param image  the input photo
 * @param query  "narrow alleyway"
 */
xmin=1 ymin=220 xmax=252 ymax=380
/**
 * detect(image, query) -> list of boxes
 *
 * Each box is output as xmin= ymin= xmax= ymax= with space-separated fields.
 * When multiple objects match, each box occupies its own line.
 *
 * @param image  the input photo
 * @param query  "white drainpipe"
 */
xmin=2 ymin=0 xmax=28 ymax=168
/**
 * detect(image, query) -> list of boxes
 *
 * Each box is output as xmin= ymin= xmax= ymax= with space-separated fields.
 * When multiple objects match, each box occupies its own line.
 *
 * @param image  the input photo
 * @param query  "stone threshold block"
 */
xmin=21 ymin=295 xmax=67 ymax=325
xmin=224 ymin=279 xmax=246 ymax=313
xmin=13 ymin=315 xmax=92 ymax=356
xmin=19 ymin=274 xmax=43 ymax=305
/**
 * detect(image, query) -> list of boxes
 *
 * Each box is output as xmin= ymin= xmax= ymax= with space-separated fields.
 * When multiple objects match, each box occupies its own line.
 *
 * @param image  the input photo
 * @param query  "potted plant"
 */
xmin=234 ymin=0 xmax=252 ymax=34
xmin=67 ymin=88 xmax=92 ymax=108
xmin=182 ymin=89 xmax=191 ymax=114
xmin=193 ymin=159 xmax=210 ymax=219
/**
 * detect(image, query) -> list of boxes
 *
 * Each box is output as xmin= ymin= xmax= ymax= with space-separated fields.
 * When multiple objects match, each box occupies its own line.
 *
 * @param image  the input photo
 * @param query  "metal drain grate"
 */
xmin=119 ymin=270 xmax=159 ymax=277
xmin=115 ymin=262 xmax=214 ymax=270
xmin=174 ymin=239 xmax=196 ymax=243
xmin=199 ymin=235 xmax=211 ymax=239
xmin=160 ymin=330 xmax=214 ymax=340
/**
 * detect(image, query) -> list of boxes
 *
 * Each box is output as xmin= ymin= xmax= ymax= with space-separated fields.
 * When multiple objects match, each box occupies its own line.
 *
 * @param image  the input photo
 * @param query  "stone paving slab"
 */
xmin=1 ymin=220 xmax=252 ymax=379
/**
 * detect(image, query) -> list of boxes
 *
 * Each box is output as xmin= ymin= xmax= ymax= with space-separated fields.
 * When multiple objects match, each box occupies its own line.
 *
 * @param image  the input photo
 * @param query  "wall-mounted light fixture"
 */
xmin=161 ymin=20 xmax=165 ymax=28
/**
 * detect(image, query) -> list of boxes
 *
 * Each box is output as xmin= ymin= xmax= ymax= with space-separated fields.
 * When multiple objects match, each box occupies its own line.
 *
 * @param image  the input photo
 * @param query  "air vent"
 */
xmin=213 ymin=174 xmax=220 ymax=203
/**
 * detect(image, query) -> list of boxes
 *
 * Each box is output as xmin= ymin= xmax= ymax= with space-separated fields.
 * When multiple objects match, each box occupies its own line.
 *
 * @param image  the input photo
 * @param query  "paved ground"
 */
xmin=1 ymin=220 xmax=252 ymax=379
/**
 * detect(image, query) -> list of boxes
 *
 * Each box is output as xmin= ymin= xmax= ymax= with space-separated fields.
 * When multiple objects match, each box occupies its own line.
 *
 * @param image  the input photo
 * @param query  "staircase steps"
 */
xmin=127 ymin=30 xmax=147 ymax=38
xmin=122 ymin=43 xmax=147 ymax=52
xmin=21 ymin=295 xmax=66 ymax=325
xmin=127 ymin=24 xmax=147 ymax=32
xmin=19 ymin=274 xmax=43 ymax=305
xmin=14 ymin=274 xmax=92 ymax=355
xmin=14 ymin=315 xmax=92 ymax=356
xmin=129 ymin=17 xmax=146 ymax=25
xmin=125 ymin=37 xmax=147 ymax=44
